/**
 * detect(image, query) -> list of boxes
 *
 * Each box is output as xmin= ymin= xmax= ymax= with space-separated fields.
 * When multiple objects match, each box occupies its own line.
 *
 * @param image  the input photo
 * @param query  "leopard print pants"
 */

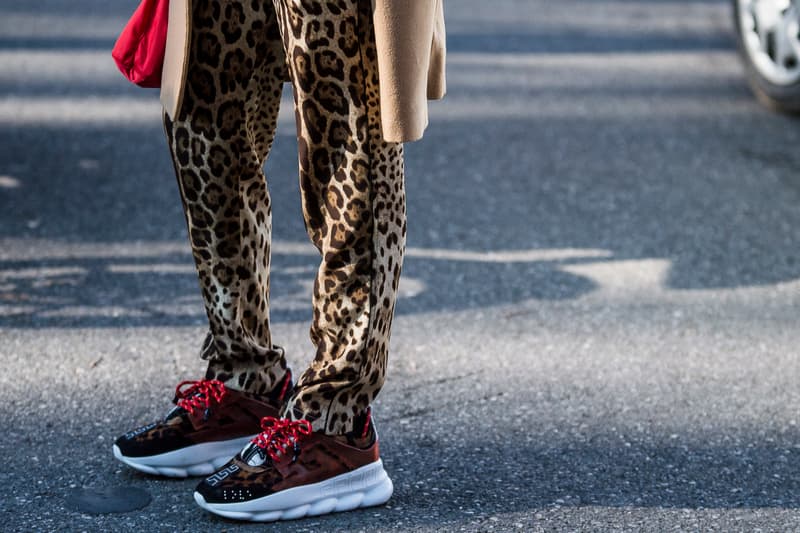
xmin=164 ymin=0 xmax=406 ymax=434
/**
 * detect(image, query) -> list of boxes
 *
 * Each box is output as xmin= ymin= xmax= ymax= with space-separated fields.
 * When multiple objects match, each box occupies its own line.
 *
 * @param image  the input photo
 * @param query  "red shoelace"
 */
xmin=174 ymin=379 xmax=227 ymax=415
xmin=251 ymin=417 xmax=312 ymax=462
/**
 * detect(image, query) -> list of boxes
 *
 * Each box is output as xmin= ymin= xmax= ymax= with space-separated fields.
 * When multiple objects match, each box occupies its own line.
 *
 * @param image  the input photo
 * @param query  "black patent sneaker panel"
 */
xmin=114 ymin=421 xmax=194 ymax=458
xmin=195 ymin=461 xmax=280 ymax=503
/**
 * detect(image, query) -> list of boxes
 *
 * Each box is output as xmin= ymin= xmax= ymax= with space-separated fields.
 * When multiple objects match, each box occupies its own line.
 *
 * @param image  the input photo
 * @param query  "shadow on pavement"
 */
xmin=3 ymin=104 xmax=800 ymax=327
xmin=4 ymin=1 xmax=799 ymax=330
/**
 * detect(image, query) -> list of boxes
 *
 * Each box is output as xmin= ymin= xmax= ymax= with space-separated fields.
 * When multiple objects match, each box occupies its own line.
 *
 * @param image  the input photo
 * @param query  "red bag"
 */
xmin=112 ymin=0 xmax=169 ymax=88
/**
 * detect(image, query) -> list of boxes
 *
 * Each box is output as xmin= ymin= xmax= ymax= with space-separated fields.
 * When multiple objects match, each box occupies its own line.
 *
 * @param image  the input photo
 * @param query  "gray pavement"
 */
xmin=2 ymin=0 xmax=800 ymax=531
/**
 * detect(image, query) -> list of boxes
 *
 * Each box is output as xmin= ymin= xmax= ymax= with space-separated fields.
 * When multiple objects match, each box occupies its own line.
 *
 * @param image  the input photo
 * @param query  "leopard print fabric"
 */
xmin=164 ymin=0 xmax=406 ymax=435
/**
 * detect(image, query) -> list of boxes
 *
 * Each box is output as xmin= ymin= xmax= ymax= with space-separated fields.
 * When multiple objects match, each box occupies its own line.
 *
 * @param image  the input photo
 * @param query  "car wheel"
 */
xmin=734 ymin=0 xmax=800 ymax=111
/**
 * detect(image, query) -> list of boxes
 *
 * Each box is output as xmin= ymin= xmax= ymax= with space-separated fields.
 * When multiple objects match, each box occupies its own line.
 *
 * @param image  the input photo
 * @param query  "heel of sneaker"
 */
xmin=360 ymin=473 xmax=393 ymax=508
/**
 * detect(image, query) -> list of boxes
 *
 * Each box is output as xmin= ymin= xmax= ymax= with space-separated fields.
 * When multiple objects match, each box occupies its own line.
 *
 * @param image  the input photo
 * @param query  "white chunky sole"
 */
xmin=112 ymin=436 xmax=255 ymax=478
xmin=194 ymin=459 xmax=393 ymax=521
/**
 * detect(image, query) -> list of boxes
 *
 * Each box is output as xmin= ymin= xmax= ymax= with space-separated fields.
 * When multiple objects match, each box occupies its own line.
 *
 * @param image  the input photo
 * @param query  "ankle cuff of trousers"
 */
xmin=205 ymin=347 xmax=289 ymax=397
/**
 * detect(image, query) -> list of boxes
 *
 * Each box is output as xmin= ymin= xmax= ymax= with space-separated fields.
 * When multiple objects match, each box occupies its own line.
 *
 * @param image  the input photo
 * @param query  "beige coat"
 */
xmin=161 ymin=0 xmax=446 ymax=143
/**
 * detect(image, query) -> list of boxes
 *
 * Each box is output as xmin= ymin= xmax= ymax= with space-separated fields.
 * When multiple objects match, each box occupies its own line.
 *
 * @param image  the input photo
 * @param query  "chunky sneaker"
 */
xmin=113 ymin=372 xmax=293 ymax=478
xmin=193 ymin=410 xmax=393 ymax=522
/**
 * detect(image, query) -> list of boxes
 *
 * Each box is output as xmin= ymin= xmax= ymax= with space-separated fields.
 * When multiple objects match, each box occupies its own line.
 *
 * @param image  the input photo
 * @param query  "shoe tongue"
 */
xmin=163 ymin=405 xmax=187 ymax=423
xmin=240 ymin=442 xmax=269 ymax=467
xmin=166 ymin=389 xmax=216 ymax=424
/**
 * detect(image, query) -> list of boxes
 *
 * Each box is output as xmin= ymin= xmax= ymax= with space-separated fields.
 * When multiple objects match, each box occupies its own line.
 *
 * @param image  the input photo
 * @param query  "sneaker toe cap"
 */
xmin=195 ymin=469 xmax=273 ymax=504
xmin=114 ymin=426 xmax=193 ymax=458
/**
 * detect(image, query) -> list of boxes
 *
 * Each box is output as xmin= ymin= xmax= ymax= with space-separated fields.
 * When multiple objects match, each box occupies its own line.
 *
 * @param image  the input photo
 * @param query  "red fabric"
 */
xmin=111 ymin=0 xmax=169 ymax=88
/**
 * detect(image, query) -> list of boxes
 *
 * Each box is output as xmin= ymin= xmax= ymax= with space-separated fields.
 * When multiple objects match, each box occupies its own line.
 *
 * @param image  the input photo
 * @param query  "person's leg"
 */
xmin=165 ymin=0 xmax=290 ymax=395
xmin=191 ymin=0 xmax=403 ymax=520
xmin=274 ymin=0 xmax=407 ymax=435
xmin=113 ymin=0 xmax=294 ymax=478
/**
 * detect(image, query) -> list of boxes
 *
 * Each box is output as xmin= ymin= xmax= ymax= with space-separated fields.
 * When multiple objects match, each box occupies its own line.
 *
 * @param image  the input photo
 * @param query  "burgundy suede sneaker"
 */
xmin=113 ymin=371 xmax=293 ymax=478
xmin=193 ymin=409 xmax=393 ymax=521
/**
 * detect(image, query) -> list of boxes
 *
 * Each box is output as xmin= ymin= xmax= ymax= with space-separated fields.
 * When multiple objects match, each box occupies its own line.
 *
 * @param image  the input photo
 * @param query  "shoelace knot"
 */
xmin=251 ymin=416 xmax=312 ymax=463
xmin=174 ymin=379 xmax=227 ymax=418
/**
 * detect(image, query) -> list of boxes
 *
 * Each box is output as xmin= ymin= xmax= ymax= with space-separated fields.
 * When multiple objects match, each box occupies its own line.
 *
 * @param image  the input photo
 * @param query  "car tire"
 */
xmin=733 ymin=0 xmax=800 ymax=112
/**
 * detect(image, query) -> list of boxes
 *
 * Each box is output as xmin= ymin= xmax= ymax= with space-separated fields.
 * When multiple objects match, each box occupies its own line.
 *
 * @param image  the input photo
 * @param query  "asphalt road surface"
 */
xmin=2 ymin=0 xmax=800 ymax=531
